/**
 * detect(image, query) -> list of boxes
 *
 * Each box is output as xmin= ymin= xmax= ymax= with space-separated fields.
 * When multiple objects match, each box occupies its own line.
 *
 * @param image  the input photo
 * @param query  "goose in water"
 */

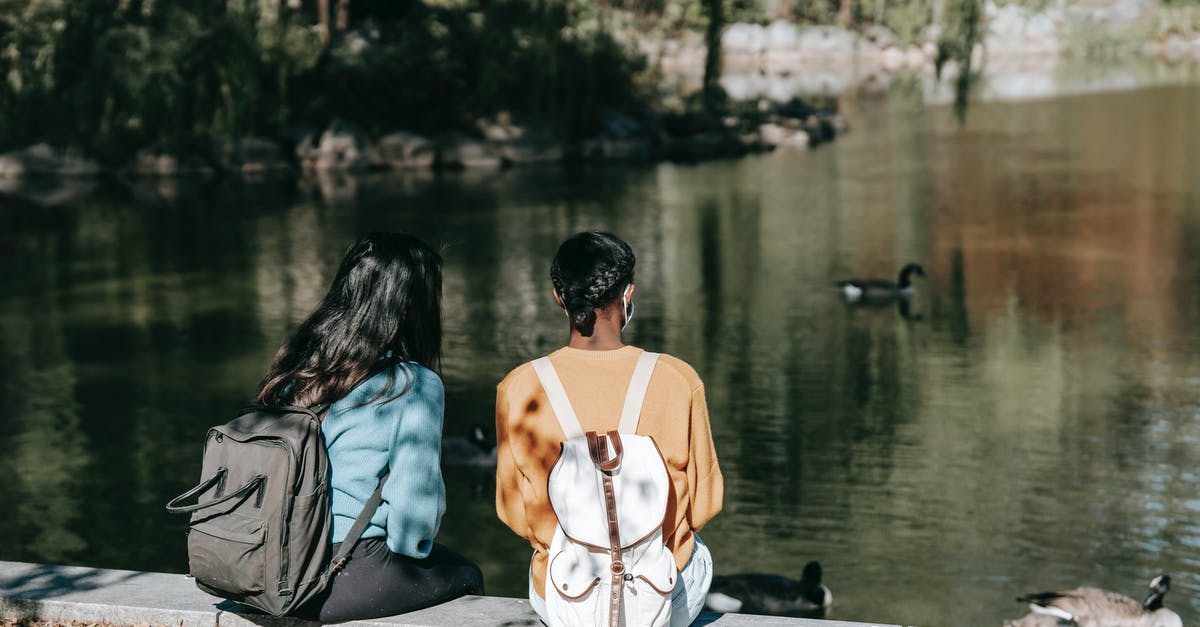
xmin=837 ymin=262 xmax=925 ymax=304
xmin=704 ymin=561 xmax=832 ymax=618
xmin=1004 ymin=575 xmax=1181 ymax=627
xmin=440 ymin=423 xmax=496 ymax=467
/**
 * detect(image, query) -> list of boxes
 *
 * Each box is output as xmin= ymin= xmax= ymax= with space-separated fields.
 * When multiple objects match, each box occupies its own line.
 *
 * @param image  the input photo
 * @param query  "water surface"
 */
xmin=2 ymin=78 xmax=1200 ymax=625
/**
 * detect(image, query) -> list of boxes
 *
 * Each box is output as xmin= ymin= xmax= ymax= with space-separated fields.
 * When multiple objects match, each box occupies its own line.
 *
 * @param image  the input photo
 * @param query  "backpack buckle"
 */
xmin=610 ymin=561 xmax=625 ymax=576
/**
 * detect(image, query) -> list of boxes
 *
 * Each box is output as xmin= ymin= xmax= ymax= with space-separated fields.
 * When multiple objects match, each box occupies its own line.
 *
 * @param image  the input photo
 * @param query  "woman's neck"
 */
xmin=567 ymin=325 xmax=624 ymax=351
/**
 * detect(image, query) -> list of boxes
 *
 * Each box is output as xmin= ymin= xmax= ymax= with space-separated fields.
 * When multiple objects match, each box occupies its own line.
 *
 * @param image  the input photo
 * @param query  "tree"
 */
xmin=702 ymin=0 xmax=724 ymax=113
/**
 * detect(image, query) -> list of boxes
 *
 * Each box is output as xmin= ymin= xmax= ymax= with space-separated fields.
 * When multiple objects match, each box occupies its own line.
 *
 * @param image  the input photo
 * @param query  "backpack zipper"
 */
xmin=253 ymin=436 xmax=296 ymax=596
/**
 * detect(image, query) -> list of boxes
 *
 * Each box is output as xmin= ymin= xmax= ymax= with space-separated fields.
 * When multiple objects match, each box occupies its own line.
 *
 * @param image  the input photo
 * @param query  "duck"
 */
xmin=440 ymin=424 xmax=497 ymax=467
xmin=704 ymin=561 xmax=832 ymax=618
xmin=836 ymin=262 xmax=925 ymax=304
xmin=1004 ymin=575 xmax=1182 ymax=627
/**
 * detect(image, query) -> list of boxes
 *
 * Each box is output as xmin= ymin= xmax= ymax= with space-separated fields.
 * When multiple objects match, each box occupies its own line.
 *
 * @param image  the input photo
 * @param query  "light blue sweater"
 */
xmin=321 ymin=363 xmax=446 ymax=558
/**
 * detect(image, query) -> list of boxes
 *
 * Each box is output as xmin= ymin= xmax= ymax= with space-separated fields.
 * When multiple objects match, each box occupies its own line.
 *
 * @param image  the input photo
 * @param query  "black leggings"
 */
xmin=296 ymin=538 xmax=484 ymax=623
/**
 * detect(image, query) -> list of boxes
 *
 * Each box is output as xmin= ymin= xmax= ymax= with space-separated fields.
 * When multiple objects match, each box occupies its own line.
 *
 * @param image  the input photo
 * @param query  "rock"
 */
xmin=795 ymin=26 xmax=859 ymax=57
xmin=128 ymin=147 xmax=215 ymax=177
xmin=378 ymin=132 xmax=435 ymax=169
xmin=906 ymin=46 xmax=929 ymax=68
xmin=723 ymin=23 xmax=768 ymax=53
xmin=435 ymin=134 xmax=504 ymax=169
xmin=759 ymin=123 xmax=810 ymax=148
xmin=299 ymin=120 xmax=382 ymax=172
xmin=882 ymin=46 xmax=908 ymax=70
xmin=0 ymin=144 xmax=100 ymax=177
xmin=765 ymin=21 xmax=799 ymax=51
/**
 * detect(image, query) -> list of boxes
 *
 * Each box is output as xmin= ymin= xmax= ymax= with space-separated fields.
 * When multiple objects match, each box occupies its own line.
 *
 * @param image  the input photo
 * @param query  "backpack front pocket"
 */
xmin=188 ymin=515 xmax=267 ymax=595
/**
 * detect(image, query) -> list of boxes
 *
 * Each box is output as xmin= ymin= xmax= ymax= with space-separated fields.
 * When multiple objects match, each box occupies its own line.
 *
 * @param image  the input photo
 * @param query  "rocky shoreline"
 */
xmin=3 ymin=0 xmax=1198 ymax=181
xmin=0 ymin=100 xmax=842 ymax=180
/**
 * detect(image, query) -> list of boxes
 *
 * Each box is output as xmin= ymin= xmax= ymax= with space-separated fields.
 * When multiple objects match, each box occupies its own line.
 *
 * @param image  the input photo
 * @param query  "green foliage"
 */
xmin=0 ymin=0 xmax=649 ymax=159
xmin=1143 ymin=4 xmax=1200 ymax=37
xmin=293 ymin=1 xmax=646 ymax=138
xmin=885 ymin=0 xmax=934 ymax=44
xmin=0 ymin=0 xmax=322 ymax=161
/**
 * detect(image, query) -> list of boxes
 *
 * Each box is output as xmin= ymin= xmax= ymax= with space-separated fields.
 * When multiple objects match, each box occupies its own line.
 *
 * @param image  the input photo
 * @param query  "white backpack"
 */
xmin=532 ymin=352 xmax=677 ymax=627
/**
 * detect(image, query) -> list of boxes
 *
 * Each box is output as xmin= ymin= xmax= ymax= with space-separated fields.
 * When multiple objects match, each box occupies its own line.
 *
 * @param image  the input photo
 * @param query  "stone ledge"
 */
xmin=0 ymin=561 xmax=906 ymax=627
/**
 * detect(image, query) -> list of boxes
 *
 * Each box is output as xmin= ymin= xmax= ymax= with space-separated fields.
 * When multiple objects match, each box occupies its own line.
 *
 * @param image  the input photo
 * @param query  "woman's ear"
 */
xmin=552 ymin=289 xmax=565 ymax=309
xmin=626 ymin=284 xmax=636 ymax=302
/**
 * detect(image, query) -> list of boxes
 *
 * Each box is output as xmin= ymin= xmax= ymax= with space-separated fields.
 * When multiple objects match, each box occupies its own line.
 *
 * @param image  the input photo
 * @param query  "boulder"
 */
xmin=723 ymin=23 xmax=768 ymax=54
xmin=378 ymin=132 xmax=435 ymax=169
xmin=795 ymin=26 xmax=859 ymax=58
xmin=298 ymin=120 xmax=382 ymax=172
xmin=759 ymin=123 xmax=810 ymax=149
xmin=128 ymin=147 xmax=215 ymax=177
xmin=435 ymin=134 xmax=504 ymax=169
xmin=0 ymin=144 xmax=100 ymax=177
xmin=765 ymin=21 xmax=800 ymax=51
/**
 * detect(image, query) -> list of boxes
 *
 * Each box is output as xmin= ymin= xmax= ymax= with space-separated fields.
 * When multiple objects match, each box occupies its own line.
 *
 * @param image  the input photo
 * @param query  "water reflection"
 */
xmin=2 ymin=81 xmax=1200 ymax=625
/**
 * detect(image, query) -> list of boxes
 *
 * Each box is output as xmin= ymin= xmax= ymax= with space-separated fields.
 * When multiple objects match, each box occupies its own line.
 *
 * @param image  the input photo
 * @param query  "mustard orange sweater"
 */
xmin=494 ymin=345 xmax=724 ymax=598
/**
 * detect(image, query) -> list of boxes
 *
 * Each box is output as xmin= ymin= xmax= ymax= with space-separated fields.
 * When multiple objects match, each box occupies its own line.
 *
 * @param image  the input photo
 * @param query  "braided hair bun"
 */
xmin=550 ymin=232 xmax=636 ymax=337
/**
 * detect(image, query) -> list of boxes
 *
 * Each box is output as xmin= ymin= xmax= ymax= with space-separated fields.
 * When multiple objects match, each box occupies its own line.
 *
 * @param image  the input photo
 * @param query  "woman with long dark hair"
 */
xmin=495 ymin=232 xmax=724 ymax=626
xmin=257 ymin=232 xmax=482 ymax=622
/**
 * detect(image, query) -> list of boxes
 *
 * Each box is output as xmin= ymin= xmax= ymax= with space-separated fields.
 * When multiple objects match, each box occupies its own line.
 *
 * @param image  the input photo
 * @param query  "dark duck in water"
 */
xmin=836 ymin=262 xmax=925 ymax=304
xmin=704 ymin=561 xmax=832 ymax=618
xmin=440 ymin=423 xmax=496 ymax=467
xmin=1004 ymin=575 xmax=1181 ymax=627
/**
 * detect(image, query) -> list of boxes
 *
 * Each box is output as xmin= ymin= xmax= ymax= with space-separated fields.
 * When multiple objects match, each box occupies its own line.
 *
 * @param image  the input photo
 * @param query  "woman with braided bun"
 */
xmin=495 ymin=231 xmax=724 ymax=626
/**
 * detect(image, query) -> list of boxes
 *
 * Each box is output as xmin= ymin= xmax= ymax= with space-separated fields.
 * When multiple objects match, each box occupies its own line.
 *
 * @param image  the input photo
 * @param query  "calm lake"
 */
xmin=2 ymin=71 xmax=1200 ymax=625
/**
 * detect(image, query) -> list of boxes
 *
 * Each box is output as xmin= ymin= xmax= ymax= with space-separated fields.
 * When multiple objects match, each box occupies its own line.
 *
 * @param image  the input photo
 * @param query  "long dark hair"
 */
xmin=256 ymin=232 xmax=443 ymax=409
xmin=550 ymin=232 xmax=635 ymax=337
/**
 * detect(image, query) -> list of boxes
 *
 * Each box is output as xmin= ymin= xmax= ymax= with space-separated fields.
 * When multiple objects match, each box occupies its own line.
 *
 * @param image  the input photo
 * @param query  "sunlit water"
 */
xmin=2 ymin=76 xmax=1200 ymax=626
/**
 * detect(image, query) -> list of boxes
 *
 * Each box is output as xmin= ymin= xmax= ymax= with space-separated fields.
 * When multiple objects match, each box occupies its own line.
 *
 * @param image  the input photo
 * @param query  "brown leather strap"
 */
xmin=589 ymin=431 xmax=627 ymax=627
xmin=587 ymin=431 xmax=624 ymax=472
xmin=601 ymin=470 xmax=623 ymax=627
xmin=600 ymin=430 xmax=623 ymax=472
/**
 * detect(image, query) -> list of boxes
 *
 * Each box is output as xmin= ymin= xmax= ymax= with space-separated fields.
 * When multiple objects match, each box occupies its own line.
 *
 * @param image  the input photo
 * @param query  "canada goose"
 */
xmin=836 ymin=263 xmax=925 ymax=303
xmin=704 ymin=561 xmax=832 ymax=618
xmin=1004 ymin=575 xmax=1182 ymax=627
xmin=440 ymin=424 xmax=496 ymax=467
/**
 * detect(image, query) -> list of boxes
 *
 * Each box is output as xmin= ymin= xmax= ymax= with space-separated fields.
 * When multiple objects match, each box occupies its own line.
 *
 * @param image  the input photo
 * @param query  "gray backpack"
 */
xmin=166 ymin=405 xmax=386 ymax=616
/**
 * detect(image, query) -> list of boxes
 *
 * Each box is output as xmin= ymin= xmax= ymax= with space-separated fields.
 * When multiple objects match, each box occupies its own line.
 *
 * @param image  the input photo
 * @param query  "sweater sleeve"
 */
xmin=494 ymin=381 xmax=530 ymax=538
xmin=686 ymin=383 xmax=724 ymax=530
xmin=382 ymin=366 xmax=447 ymax=558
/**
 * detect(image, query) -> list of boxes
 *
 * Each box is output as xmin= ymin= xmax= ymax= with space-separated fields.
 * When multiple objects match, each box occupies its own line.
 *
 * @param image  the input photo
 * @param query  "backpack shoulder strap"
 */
xmin=618 ymin=351 xmax=660 ymax=434
xmin=330 ymin=471 xmax=389 ymax=574
xmin=531 ymin=357 xmax=584 ymax=440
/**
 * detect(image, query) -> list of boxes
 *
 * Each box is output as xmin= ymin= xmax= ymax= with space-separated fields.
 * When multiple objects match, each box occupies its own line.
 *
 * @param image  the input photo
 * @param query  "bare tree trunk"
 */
xmin=335 ymin=0 xmax=350 ymax=31
xmin=318 ymin=0 xmax=330 ymax=46
xmin=838 ymin=0 xmax=853 ymax=28
xmin=702 ymin=0 xmax=724 ymax=113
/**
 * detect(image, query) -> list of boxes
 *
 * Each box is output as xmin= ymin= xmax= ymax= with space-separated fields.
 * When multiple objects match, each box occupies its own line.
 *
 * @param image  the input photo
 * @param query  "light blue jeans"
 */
xmin=529 ymin=535 xmax=713 ymax=627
